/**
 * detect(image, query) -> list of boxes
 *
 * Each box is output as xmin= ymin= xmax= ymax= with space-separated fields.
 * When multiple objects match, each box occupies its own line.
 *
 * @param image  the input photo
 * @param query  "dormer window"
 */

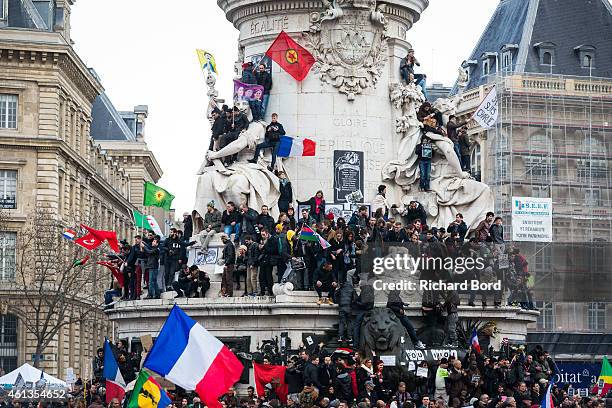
xmin=500 ymin=44 xmax=518 ymax=72
xmin=461 ymin=60 xmax=477 ymax=84
xmin=480 ymin=52 xmax=497 ymax=77
xmin=574 ymin=45 xmax=596 ymax=69
xmin=1 ymin=0 xmax=7 ymax=21
xmin=534 ymin=42 xmax=556 ymax=66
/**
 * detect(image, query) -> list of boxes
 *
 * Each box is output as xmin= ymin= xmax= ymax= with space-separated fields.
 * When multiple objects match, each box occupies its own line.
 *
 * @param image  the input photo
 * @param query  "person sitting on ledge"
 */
xmin=248 ymin=112 xmax=285 ymax=170
xmin=417 ymin=102 xmax=446 ymax=136
xmin=218 ymin=106 xmax=249 ymax=166
xmin=315 ymin=260 xmax=337 ymax=305
xmin=400 ymin=48 xmax=427 ymax=98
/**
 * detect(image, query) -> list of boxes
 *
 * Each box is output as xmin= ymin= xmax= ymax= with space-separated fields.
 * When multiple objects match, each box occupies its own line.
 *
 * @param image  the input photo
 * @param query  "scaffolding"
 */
xmin=477 ymin=71 xmax=612 ymax=332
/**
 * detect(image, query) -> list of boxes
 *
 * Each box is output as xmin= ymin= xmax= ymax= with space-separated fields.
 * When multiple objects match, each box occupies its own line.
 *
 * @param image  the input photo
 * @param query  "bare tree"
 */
xmin=7 ymin=206 xmax=109 ymax=368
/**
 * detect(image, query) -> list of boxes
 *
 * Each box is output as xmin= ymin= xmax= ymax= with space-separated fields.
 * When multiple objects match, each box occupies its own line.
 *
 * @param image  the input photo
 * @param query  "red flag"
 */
xmin=74 ymin=233 xmax=103 ymax=251
xmin=253 ymin=362 xmax=288 ymax=403
xmin=265 ymin=31 xmax=315 ymax=81
xmin=97 ymin=261 xmax=124 ymax=287
xmin=80 ymin=224 xmax=120 ymax=252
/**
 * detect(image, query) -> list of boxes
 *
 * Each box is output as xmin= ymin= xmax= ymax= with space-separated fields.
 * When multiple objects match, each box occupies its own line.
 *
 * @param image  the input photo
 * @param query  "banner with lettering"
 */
xmin=472 ymin=86 xmax=498 ymax=129
xmin=555 ymin=361 xmax=601 ymax=397
xmin=511 ymin=196 xmax=553 ymax=242
xmin=400 ymin=348 xmax=467 ymax=366
xmin=233 ymin=80 xmax=264 ymax=102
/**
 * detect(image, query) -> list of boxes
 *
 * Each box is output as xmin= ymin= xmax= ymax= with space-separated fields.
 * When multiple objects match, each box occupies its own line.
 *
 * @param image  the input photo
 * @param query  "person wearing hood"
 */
xmin=277 ymin=171 xmax=293 ymax=213
xmin=371 ymin=185 xmax=390 ymax=220
xmin=201 ymin=201 xmax=222 ymax=250
xmin=334 ymin=363 xmax=355 ymax=403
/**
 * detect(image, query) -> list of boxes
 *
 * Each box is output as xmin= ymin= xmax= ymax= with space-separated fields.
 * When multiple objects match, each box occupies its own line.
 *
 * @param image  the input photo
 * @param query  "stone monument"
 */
xmin=192 ymin=0 xmax=493 ymax=231
xmin=106 ymin=1 xmax=536 ymax=385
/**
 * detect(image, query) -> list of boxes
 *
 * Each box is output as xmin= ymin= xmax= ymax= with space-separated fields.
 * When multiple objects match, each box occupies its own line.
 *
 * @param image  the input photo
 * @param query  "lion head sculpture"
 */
xmin=481 ymin=321 xmax=499 ymax=338
xmin=360 ymin=307 xmax=404 ymax=356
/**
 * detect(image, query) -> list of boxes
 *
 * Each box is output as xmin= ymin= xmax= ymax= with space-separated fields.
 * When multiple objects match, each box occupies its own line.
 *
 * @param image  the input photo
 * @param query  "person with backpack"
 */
xmin=416 ymin=136 xmax=434 ymax=191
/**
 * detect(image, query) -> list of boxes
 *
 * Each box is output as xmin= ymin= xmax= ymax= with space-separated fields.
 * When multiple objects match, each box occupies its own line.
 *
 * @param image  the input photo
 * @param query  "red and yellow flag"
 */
xmin=265 ymin=31 xmax=315 ymax=81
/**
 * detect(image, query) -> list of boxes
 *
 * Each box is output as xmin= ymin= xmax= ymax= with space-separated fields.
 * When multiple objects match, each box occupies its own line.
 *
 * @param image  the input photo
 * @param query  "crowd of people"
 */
xmin=5 ymin=341 xmax=608 ymax=408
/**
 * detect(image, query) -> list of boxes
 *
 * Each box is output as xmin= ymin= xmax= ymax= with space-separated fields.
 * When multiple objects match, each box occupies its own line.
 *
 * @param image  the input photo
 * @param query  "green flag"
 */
xmin=133 ymin=209 xmax=153 ymax=229
xmin=127 ymin=369 xmax=171 ymax=408
xmin=143 ymin=182 xmax=174 ymax=210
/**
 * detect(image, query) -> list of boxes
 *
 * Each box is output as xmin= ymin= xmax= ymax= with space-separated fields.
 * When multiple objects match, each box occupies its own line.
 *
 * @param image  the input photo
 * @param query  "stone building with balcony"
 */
xmin=452 ymin=0 xmax=612 ymax=357
xmin=0 ymin=0 xmax=164 ymax=377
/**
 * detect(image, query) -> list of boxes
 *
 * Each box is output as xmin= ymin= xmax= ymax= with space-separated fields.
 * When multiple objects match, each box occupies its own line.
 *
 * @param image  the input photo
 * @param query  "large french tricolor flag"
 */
xmin=277 ymin=135 xmax=316 ymax=157
xmin=103 ymin=339 xmax=126 ymax=404
xmin=144 ymin=305 xmax=243 ymax=408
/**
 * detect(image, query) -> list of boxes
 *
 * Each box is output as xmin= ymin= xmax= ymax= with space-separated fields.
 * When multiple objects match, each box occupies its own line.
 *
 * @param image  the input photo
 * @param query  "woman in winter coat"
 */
xmin=298 ymin=190 xmax=326 ymax=222
xmin=278 ymin=171 xmax=293 ymax=213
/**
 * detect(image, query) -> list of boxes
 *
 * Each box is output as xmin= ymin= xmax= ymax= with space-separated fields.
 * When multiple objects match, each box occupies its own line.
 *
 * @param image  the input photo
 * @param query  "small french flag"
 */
xmin=541 ymin=382 xmax=554 ymax=408
xmin=470 ymin=329 xmax=481 ymax=353
xmin=62 ymin=229 xmax=76 ymax=240
xmin=103 ymin=339 xmax=126 ymax=404
xmin=277 ymin=135 xmax=316 ymax=157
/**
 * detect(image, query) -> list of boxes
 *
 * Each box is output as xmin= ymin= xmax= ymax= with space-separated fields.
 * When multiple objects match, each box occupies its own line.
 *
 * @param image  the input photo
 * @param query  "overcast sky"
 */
xmin=71 ymin=0 xmax=498 ymax=217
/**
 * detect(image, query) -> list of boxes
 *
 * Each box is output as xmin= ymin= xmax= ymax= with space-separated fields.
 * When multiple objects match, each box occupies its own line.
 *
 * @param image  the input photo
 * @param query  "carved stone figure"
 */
xmin=305 ymin=0 xmax=388 ymax=100
xmin=195 ymin=98 xmax=281 ymax=219
xmin=382 ymin=82 xmax=494 ymax=229
xmin=360 ymin=307 xmax=404 ymax=356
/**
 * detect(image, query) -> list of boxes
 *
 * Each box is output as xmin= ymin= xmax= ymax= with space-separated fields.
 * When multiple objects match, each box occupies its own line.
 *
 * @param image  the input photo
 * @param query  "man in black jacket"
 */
xmin=285 ymin=357 xmax=304 ymax=400
xmin=221 ymin=234 xmax=236 ymax=297
xmin=387 ymin=290 xmax=426 ymax=349
xmin=447 ymin=213 xmax=468 ymax=242
xmin=222 ymin=201 xmax=243 ymax=243
xmin=303 ymin=355 xmax=322 ymax=391
xmin=404 ymin=200 xmax=428 ymax=226
xmin=124 ymin=235 xmax=144 ymax=299
xmin=219 ymin=106 xmax=250 ymax=165
xmin=248 ymin=113 xmax=285 ymax=170
xmin=256 ymin=205 xmax=275 ymax=234
xmin=239 ymin=204 xmax=260 ymax=241
xmin=258 ymin=229 xmax=278 ymax=296
xmin=172 ymin=264 xmax=194 ymax=298
xmin=208 ymin=107 xmax=226 ymax=152
xmin=385 ymin=221 xmax=408 ymax=243
xmin=255 ymin=63 xmax=272 ymax=116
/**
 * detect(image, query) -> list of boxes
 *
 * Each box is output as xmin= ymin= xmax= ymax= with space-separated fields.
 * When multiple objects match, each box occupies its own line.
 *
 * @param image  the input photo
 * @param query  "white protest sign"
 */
xmin=472 ymin=86 xmax=498 ymax=129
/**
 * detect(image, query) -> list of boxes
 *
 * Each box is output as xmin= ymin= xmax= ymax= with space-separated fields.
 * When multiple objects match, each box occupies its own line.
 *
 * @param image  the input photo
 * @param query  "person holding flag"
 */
xmin=254 ymin=61 xmax=273 ymax=117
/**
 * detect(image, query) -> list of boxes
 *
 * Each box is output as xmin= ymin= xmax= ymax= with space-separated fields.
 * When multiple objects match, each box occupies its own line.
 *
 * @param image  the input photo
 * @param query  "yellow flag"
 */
xmin=196 ymin=49 xmax=217 ymax=74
